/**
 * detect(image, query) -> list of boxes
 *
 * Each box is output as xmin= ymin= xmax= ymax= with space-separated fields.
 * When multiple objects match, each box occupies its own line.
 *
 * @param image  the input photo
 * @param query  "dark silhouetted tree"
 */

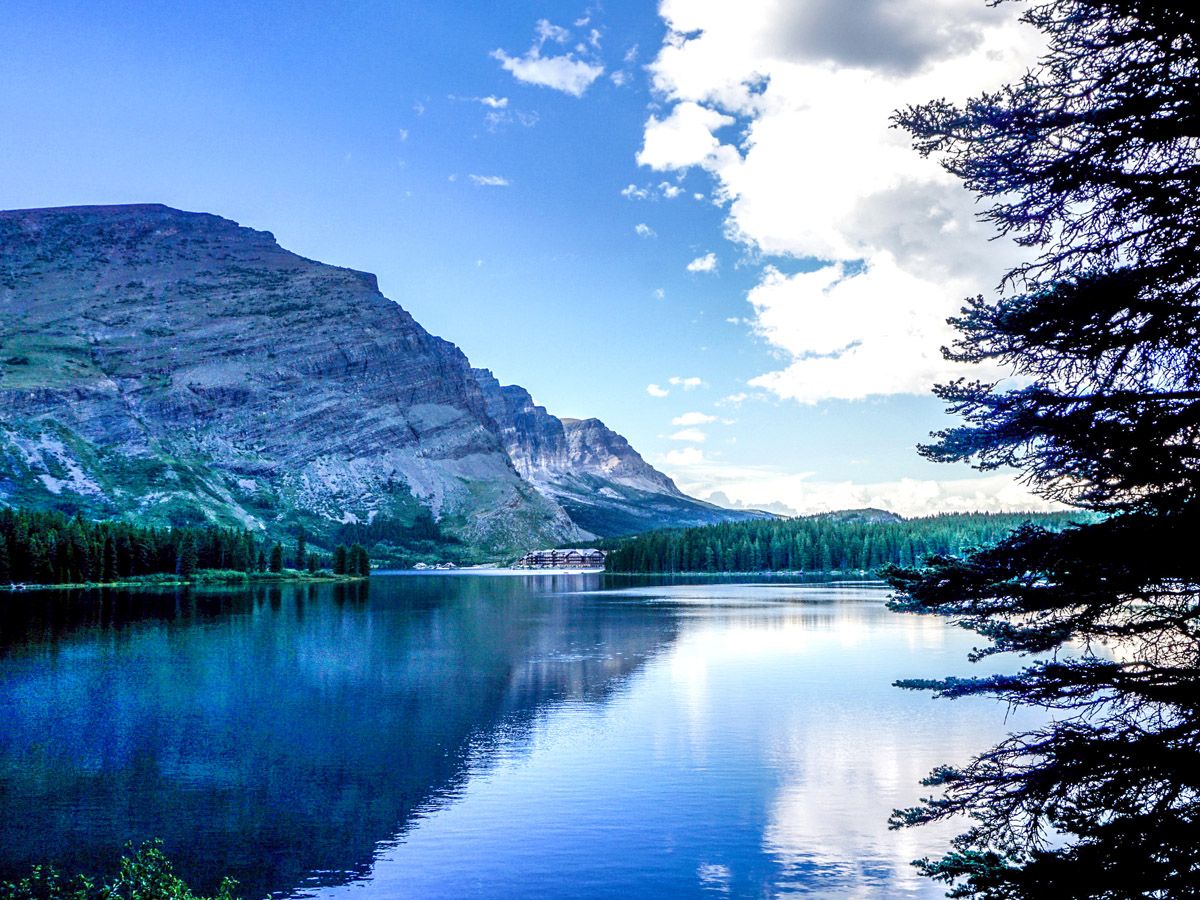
xmin=349 ymin=543 xmax=370 ymax=577
xmin=332 ymin=545 xmax=347 ymax=576
xmin=886 ymin=1 xmax=1200 ymax=896
xmin=176 ymin=534 xmax=198 ymax=578
xmin=268 ymin=543 xmax=283 ymax=573
xmin=295 ymin=530 xmax=306 ymax=570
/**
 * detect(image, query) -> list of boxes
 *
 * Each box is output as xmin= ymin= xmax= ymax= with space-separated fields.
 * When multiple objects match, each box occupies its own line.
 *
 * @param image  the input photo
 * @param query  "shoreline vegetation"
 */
xmin=598 ymin=510 xmax=1086 ymax=574
xmin=0 ymin=507 xmax=370 ymax=591
xmin=2 ymin=569 xmax=369 ymax=593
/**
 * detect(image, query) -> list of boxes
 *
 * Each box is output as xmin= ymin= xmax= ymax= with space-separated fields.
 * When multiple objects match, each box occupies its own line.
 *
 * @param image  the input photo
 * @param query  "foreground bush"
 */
xmin=1 ymin=842 xmax=238 ymax=900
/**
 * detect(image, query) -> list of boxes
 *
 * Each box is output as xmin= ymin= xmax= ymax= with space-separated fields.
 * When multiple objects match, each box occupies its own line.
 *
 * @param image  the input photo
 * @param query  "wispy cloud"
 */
xmin=634 ymin=223 xmax=657 ymax=238
xmin=620 ymin=181 xmax=685 ymax=201
xmin=646 ymin=383 xmax=669 ymax=397
xmin=469 ymin=174 xmax=511 ymax=187
xmin=668 ymin=375 xmax=706 ymax=390
xmin=686 ymin=252 xmax=718 ymax=274
xmin=672 ymin=411 xmax=716 ymax=426
xmin=664 ymin=447 xmax=706 ymax=466
xmin=493 ymin=19 xmax=604 ymax=97
xmin=670 ymin=428 xmax=708 ymax=443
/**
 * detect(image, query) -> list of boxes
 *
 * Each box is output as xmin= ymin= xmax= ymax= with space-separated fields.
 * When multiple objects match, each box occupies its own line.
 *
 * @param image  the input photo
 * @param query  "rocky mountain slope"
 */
xmin=473 ymin=369 xmax=759 ymax=536
xmin=0 ymin=204 xmax=756 ymax=557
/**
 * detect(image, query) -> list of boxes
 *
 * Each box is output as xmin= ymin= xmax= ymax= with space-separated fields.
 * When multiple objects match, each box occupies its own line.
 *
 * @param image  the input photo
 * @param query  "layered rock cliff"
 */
xmin=472 ymin=370 xmax=760 ymax=536
xmin=0 ymin=204 xmax=755 ymax=556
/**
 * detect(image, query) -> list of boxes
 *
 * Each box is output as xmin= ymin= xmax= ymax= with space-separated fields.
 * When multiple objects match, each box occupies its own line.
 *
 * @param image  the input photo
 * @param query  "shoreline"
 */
xmin=1 ymin=571 xmax=370 ymax=593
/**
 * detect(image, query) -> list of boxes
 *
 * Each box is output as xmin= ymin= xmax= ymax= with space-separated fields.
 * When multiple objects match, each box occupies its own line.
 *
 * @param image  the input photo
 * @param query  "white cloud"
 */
xmin=537 ymin=19 xmax=570 ymax=44
xmin=669 ymin=376 xmax=705 ymax=390
xmin=493 ymin=20 xmax=605 ymax=97
xmin=621 ymin=183 xmax=649 ymax=199
xmin=665 ymin=447 xmax=706 ymax=466
xmin=469 ymin=174 xmax=510 ymax=187
xmin=745 ymin=258 xmax=964 ymax=403
xmin=686 ymin=252 xmax=718 ymax=274
xmin=654 ymin=287 xmax=665 ymax=300
xmin=670 ymin=428 xmax=708 ymax=443
xmin=657 ymin=451 xmax=1062 ymax=518
xmin=673 ymin=411 xmax=717 ymax=426
xmin=659 ymin=181 xmax=683 ymax=199
xmin=640 ymin=0 xmax=1043 ymax=403
xmin=398 ymin=128 xmax=409 ymax=141
xmin=646 ymin=383 xmax=670 ymax=397
xmin=635 ymin=223 xmax=657 ymax=238
xmin=480 ymin=95 xmax=509 ymax=108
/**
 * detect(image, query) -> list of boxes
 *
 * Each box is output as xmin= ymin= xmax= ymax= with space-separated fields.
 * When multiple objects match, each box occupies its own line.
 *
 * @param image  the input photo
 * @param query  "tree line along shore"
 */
xmin=0 ymin=508 xmax=369 ymax=590
xmin=598 ymin=510 xmax=1086 ymax=574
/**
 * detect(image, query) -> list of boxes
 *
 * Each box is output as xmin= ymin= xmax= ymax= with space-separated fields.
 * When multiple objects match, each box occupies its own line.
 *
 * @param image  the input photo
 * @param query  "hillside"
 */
xmin=0 ymin=204 xmax=757 ymax=558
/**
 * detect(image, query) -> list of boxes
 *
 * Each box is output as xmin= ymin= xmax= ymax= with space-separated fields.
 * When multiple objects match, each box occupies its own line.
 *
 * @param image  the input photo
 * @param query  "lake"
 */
xmin=0 ymin=574 xmax=1029 ymax=898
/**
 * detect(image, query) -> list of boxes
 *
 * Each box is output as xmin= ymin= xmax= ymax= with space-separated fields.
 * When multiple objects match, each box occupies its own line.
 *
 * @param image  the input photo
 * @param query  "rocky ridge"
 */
xmin=0 ymin=204 xmax=756 ymax=557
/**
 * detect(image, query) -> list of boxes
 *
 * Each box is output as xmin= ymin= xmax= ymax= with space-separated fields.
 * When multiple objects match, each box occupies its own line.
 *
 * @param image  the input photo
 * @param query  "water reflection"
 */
xmin=0 ymin=576 xmax=1024 ymax=898
xmin=0 ymin=574 xmax=674 ymax=898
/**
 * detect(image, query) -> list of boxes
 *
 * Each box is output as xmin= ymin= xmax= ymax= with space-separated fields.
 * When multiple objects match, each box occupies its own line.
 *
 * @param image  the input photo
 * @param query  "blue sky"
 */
xmin=1 ymin=0 xmax=1052 ymax=515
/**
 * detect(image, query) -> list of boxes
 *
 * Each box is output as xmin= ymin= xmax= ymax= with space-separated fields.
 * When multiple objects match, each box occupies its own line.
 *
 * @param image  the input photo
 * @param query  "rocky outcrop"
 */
xmin=473 ymin=370 xmax=762 ymax=536
xmin=0 ymin=204 xmax=757 ymax=554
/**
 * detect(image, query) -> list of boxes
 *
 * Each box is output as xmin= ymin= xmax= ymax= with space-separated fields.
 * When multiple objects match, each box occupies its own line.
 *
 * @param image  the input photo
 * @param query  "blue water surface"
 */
xmin=0 ymin=574 xmax=1029 ymax=898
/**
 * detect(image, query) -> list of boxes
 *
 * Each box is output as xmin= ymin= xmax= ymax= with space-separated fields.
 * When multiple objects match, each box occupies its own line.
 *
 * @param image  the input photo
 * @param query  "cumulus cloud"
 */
xmin=771 ymin=0 xmax=994 ymax=76
xmin=670 ymin=428 xmax=708 ymax=443
xmin=635 ymin=223 xmax=657 ymax=238
xmin=493 ymin=19 xmax=605 ymax=97
xmin=658 ymin=455 xmax=1061 ymax=518
xmin=669 ymin=376 xmax=706 ymax=390
xmin=647 ymin=383 xmax=670 ymax=397
xmin=686 ymin=252 xmax=718 ymax=274
xmin=639 ymin=0 xmax=1043 ymax=403
xmin=469 ymin=174 xmax=510 ymax=187
xmin=673 ymin=411 xmax=717 ymax=426
xmin=745 ymin=259 xmax=962 ymax=403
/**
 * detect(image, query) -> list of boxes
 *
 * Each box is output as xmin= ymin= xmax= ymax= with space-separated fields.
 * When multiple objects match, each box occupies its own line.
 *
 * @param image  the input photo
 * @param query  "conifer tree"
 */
xmin=268 ymin=543 xmax=283 ymax=573
xmin=176 ymin=534 xmax=198 ymax=578
xmin=884 ymin=2 xmax=1200 ymax=895
xmin=295 ymin=530 xmax=306 ymax=570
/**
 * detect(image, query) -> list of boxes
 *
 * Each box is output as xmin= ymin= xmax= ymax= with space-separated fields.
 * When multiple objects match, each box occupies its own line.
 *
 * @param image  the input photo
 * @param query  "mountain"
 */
xmin=0 ymin=204 xmax=756 ymax=557
xmin=473 ymin=370 xmax=766 ymax=536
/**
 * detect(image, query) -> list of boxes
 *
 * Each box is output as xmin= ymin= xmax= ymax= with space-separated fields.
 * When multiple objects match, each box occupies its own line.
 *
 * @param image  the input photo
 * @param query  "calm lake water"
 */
xmin=0 ymin=574 xmax=1029 ymax=898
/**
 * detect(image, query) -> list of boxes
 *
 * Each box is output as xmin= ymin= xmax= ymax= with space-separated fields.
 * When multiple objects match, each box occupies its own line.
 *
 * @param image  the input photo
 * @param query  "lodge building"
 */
xmin=515 ymin=548 xmax=607 ymax=569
